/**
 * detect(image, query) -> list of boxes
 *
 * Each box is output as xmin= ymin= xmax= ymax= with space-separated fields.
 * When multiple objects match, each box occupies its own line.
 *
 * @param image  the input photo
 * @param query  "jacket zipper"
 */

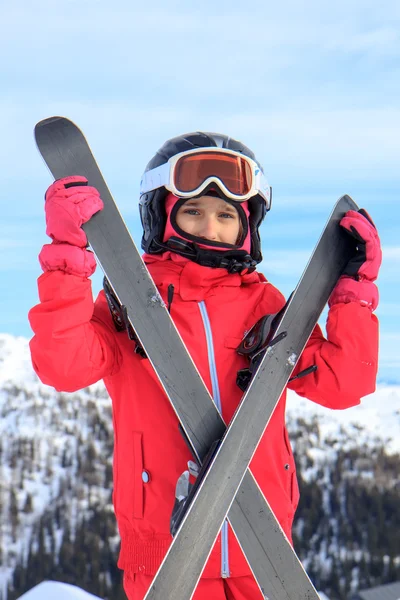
xmin=198 ymin=300 xmax=230 ymax=579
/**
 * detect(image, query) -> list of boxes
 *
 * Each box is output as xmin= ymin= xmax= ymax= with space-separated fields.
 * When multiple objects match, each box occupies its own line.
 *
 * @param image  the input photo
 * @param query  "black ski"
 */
xmin=143 ymin=193 xmax=358 ymax=599
xmin=34 ymin=117 xmax=357 ymax=600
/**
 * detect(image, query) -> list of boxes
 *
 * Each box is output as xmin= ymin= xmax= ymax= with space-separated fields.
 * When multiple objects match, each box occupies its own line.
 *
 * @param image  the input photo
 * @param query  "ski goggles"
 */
xmin=140 ymin=148 xmax=271 ymax=209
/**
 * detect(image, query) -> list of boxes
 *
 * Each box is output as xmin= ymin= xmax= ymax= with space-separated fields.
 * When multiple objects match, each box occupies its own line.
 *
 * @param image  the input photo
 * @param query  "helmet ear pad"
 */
xmin=139 ymin=188 xmax=169 ymax=254
xmin=247 ymin=195 xmax=267 ymax=264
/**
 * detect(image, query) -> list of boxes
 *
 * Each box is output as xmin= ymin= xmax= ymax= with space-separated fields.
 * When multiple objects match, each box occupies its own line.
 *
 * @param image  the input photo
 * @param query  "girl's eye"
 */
xmin=219 ymin=212 xmax=235 ymax=219
xmin=184 ymin=209 xmax=200 ymax=215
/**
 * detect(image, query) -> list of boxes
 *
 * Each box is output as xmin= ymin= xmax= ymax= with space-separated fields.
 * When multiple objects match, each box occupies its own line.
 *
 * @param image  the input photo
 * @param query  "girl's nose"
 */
xmin=198 ymin=217 xmax=218 ymax=240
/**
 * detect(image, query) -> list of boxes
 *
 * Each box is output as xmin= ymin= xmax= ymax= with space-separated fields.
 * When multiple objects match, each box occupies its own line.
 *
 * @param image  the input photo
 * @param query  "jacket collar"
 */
xmin=143 ymin=252 xmax=263 ymax=302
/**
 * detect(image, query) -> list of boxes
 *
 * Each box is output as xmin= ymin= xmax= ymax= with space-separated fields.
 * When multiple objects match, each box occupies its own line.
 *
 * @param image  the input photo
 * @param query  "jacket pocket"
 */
xmin=290 ymin=471 xmax=300 ymax=512
xmin=132 ymin=431 xmax=144 ymax=519
xmin=283 ymin=426 xmax=292 ymax=457
xmin=283 ymin=427 xmax=299 ymax=509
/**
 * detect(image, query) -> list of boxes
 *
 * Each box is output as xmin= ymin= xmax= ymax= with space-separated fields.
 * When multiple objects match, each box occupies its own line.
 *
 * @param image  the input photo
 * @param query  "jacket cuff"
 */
xmin=39 ymin=243 xmax=97 ymax=278
xmin=328 ymin=276 xmax=378 ymax=311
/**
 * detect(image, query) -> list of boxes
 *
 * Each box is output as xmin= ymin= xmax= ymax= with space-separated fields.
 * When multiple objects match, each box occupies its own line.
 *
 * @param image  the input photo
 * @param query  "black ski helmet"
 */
xmin=139 ymin=132 xmax=271 ymax=272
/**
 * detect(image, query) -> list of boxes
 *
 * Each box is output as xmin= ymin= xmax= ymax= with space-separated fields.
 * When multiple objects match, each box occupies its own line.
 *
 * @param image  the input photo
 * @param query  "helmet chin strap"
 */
xmin=154 ymin=236 xmax=257 ymax=274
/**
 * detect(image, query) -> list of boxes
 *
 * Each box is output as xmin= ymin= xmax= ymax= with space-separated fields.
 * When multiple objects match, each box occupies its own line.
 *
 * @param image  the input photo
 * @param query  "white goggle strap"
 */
xmin=254 ymin=170 xmax=271 ymax=209
xmin=140 ymin=161 xmax=171 ymax=195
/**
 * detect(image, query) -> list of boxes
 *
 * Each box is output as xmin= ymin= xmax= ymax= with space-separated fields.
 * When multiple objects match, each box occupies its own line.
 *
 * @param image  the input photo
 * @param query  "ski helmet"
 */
xmin=139 ymin=132 xmax=271 ymax=273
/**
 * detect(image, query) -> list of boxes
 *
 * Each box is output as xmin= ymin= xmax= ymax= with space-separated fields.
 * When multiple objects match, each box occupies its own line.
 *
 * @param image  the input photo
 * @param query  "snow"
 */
xmin=1 ymin=332 xmax=399 ymax=456
xmin=0 ymin=334 xmax=112 ymax=600
xmin=15 ymin=580 xmax=330 ymax=600
xmin=15 ymin=580 xmax=333 ymax=600
xmin=18 ymin=581 xmax=329 ymax=600
xmin=286 ymin=383 xmax=400 ymax=455
xmin=0 ymin=333 xmax=399 ymax=600
xmin=0 ymin=334 xmax=39 ymax=387
xmin=17 ymin=581 xmax=103 ymax=600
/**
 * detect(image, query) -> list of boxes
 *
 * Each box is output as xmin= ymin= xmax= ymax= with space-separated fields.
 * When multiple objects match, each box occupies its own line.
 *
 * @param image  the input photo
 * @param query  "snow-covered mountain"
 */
xmin=287 ymin=380 xmax=400 ymax=456
xmin=0 ymin=333 xmax=399 ymax=600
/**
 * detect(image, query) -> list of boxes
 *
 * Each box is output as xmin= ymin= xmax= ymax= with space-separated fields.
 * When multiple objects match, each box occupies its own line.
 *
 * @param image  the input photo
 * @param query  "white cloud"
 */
xmin=377 ymin=333 xmax=400 ymax=371
xmin=376 ymin=303 xmax=400 ymax=317
xmin=0 ymin=240 xmax=32 ymax=249
xmin=378 ymin=247 xmax=400 ymax=281
xmin=325 ymin=26 xmax=400 ymax=55
xmin=0 ymin=0 xmax=399 ymax=364
xmin=259 ymin=250 xmax=311 ymax=277
xmin=1 ymin=2 xmax=399 ymax=102
xmin=218 ymin=109 xmax=400 ymax=174
xmin=380 ymin=332 xmax=400 ymax=342
xmin=1 ymin=102 xmax=400 ymax=188
xmin=0 ymin=1 xmax=399 ymax=189
xmin=382 ymin=246 xmax=400 ymax=260
xmin=2 ymin=1 xmax=399 ymax=56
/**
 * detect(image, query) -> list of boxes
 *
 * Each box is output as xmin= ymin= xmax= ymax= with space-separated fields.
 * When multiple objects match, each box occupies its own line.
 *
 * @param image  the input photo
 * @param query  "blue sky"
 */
xmin=1 ymin=0 xmax=399 ymax=382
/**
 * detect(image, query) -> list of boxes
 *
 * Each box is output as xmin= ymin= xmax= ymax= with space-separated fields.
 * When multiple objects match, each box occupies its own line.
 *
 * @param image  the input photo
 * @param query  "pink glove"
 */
xmin=329 ymin=209 xmax=382 ymax=311
xmin=44 ymin=175 xmax=103 ymax=246
xmin=39 ymin=176 xmax=103 ymax=277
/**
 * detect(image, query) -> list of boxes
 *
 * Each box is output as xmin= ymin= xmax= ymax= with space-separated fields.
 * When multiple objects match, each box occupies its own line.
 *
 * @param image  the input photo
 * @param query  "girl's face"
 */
xmin=175 ymin=195 xmax=241 ymax=245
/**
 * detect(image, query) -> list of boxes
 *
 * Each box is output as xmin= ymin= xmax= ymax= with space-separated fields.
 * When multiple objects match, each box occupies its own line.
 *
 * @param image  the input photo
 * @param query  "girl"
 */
xmin=29 ymin=132 xmax=381 ymax=600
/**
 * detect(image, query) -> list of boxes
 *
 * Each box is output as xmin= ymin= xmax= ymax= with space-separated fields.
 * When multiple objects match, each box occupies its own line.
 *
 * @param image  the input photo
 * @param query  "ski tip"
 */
xmin=35 ymin=116 xmax=63 ymax=129
xmin=34 ymin=116 xmax=77 ymax=135
xmin=338 ymin=194 xmax=358 ymax=211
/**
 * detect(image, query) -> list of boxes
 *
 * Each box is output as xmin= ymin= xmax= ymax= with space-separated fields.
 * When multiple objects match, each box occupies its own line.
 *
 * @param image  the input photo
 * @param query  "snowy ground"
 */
xmin=18 ymin=581 xmax=103 ymax=600
xmin=17 ymin=580 xmax=333 ymax=599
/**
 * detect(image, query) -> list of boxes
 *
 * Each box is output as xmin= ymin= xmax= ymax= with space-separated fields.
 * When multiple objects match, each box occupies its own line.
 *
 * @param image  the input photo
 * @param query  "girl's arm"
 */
xmin=29 ymin=271 xmax=122 ymax=392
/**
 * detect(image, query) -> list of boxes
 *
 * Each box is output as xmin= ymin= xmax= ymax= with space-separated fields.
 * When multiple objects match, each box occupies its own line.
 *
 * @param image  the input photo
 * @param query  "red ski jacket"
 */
xmin=28 ymin=254 xmax=379 ymax=578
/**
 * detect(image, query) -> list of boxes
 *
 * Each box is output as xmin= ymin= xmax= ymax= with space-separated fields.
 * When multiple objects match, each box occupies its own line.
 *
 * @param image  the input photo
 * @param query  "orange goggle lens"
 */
xmin=174 ymin=152 xmax=253 ymax=196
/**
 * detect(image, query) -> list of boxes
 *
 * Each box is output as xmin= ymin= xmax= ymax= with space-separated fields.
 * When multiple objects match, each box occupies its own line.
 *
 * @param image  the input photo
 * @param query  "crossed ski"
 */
xmin=35 ymin=117 xmax=357 ymax=600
